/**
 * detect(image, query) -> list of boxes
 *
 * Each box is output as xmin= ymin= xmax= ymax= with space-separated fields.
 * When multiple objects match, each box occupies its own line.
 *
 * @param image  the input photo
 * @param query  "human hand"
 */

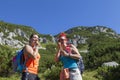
xmin=60 ymin=49 xmax=69 ymax=57
xmin=57 ymin=42 xmax=62 ymax=49
xmin=58 ymin=42 xmax=61 ymax=46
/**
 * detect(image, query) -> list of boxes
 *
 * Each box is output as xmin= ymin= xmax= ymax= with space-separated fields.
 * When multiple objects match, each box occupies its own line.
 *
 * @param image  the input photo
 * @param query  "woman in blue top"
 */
xmin=55 ymin=32 xmax=82 ymax=80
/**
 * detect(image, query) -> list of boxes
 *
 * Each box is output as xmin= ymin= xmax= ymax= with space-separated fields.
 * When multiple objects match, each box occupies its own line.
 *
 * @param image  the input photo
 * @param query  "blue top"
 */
xmin=60 ymin=55 xmax=78 ymax=69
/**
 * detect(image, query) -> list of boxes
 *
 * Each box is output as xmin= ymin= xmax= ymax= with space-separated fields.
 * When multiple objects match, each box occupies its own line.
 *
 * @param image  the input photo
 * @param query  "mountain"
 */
xmin=0 ymin=21 xmax=55 ymax=48
xmin=60 ymin=26 xmax=120 ymax=48
xmin=0 ymin=21 xmax=120 ymax=49
xmin=65 ymin=26 xmax=120 ymax=38
xmin=0 ymin=21 xmax=120 ymax=79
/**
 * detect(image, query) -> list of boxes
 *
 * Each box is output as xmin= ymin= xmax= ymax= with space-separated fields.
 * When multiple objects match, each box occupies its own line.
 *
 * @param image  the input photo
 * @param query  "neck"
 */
xmin=29 ymin=43 xmax=35 ymax=48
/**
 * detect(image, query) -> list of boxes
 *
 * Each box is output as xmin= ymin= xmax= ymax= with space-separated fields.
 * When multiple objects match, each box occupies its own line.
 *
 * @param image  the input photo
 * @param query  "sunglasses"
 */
xmin=32 ymin=37 xmax=40 ymax=41
xmin=59 ymin=39 xmax=67 ymax=42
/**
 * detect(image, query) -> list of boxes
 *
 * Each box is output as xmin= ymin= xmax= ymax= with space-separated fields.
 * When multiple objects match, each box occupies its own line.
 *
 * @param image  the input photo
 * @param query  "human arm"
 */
xmin=55 ymin=49 xmax=61 ymax=62
xmin=24 ymin=45 xmax=38 ymax=59
xmin=69 ymin=44 xmax=81 ymax=60
xmin=55 ymin=41 xmax=70 ymax=62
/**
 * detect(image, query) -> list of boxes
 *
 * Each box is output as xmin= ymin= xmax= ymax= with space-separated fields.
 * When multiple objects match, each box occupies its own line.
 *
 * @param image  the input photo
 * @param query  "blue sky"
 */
xmin=0 ymin=0 xmax=120 ymax=35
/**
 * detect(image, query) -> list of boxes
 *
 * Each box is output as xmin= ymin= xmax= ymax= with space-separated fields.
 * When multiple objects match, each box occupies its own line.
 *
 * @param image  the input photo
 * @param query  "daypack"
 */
xmin=77 ymin=56 xmax=85 ymax=74
xmin=12 ymin=49 xmax=26 ymax=73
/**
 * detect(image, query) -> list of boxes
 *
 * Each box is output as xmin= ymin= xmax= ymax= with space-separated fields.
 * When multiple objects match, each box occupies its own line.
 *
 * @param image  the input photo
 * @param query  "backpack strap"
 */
xmin=22 ymin=48 xmax=30 ymax=72
xmin=23 ymin=56 xmax=29 ymax=72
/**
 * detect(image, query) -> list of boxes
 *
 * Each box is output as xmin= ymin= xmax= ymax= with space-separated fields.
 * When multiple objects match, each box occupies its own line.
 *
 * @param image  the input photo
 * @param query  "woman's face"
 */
xmin=30 ymin=35 xmax=39 ymax=46
xmin=59 ymin=37 xmax=67 ymax=46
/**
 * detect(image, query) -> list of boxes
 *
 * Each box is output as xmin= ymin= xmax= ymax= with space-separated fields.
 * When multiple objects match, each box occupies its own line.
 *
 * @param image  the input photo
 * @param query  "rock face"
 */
xmin=65 ymin=26 xmax=120 ymax=47
xmin=0 ymin=23 xmax=56 ymax=48
xmin=102 ymin=61 xmax=119 ymax=67
xmin=0 ymin=29 xmax=27 ymax=48
xmin=1 ymin=23 xmax=120 ymax=49
xmin=0 ymin=27 xmax=54 ymax=48
xmin=14 ymin=29 xmax=28 ymax=39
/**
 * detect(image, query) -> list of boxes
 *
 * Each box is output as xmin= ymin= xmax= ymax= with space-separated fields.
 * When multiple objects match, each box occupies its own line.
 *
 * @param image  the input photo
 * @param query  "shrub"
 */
xmin=96 ymin=66 xmax=120 ymax=80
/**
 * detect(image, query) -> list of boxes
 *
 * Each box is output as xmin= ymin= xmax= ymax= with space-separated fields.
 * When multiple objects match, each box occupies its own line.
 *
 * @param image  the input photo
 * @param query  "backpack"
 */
xmin=77 ymin=56 xmax=85 ymax=74
xmin=12 ymin=49 xmax=26 ymax=73
xmin=65 ymin=44 xmax=85 ymax=74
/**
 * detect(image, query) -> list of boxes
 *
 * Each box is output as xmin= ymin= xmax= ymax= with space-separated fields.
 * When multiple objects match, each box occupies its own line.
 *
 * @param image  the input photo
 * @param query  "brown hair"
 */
xmin=29 ymin=33 xmax=38 ymax=39
xmin=29 ymin=33 xmax=39 ymax=44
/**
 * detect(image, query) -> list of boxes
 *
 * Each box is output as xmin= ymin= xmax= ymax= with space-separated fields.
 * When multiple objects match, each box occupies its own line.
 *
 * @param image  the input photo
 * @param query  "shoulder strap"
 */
xmin=22 ymin=48 xmax=30 ymax=72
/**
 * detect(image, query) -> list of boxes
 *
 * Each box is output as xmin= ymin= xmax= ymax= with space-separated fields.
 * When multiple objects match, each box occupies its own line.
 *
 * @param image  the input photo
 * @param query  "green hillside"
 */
xmin=0 ymin=21 xmax=120 ymax=80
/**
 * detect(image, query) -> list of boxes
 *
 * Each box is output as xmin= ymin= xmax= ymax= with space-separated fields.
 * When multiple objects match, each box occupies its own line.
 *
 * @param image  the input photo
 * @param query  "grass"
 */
xmin=0 ymin=70 xmax=100 ymax=80
xmin=82 ymin=69 xmax=100 ymax=80
xmin=0 ymin=74 xmax=20 ymax=80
